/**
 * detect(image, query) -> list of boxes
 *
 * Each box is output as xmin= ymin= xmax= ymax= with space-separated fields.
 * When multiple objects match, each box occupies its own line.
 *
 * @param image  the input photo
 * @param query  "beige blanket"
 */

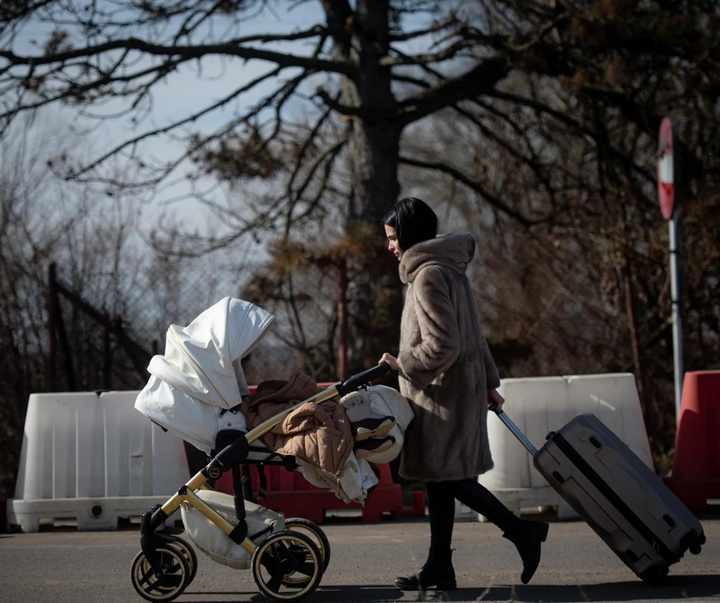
xmin=240 ymin=373 xmax=353 ymax=479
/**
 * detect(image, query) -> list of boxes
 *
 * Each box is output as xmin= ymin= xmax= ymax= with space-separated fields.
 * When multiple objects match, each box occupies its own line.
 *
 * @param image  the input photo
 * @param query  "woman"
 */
xmin=378 ymin=197 xmax=548 ymax=590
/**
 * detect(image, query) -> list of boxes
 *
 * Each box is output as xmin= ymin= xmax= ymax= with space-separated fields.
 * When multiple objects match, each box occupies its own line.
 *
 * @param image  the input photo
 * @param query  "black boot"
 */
xmin=503 ymin=520 xmax=549 ymax=584
xmin=450 ymin=479 xmax=549 ymax=585
xmin=394 ymin=549 xmax=457 ymax=591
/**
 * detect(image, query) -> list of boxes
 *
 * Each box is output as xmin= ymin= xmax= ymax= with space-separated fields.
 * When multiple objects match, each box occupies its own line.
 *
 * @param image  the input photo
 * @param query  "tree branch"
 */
xmin=0 ymin=32 xmax=352 ymax=75
xmin=399 ymin=153 xmax=540 ymax=227
xmin=397 ymin=56 xmax=510 ymax=126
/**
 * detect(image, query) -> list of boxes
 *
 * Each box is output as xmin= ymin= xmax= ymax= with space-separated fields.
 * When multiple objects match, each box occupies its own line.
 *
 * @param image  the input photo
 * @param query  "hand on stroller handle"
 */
xmin=336 ymin=362 xmax=391 ymax=397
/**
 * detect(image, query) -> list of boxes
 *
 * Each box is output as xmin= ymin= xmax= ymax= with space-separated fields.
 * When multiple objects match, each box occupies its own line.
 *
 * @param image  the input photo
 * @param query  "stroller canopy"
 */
xmin=148 ymin=297 xmax=275 ymax=409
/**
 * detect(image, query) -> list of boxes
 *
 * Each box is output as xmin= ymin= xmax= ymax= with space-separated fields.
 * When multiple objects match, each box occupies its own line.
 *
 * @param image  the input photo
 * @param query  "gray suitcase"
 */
xmin=493 ymin=407 xmax=705 ymax=582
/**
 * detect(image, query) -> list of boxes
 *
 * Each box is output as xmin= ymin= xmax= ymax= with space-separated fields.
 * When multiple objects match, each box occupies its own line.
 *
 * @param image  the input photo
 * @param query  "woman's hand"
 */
xmin=487 ymin=388 xmax=505 ymax=411
xmin=379 ymin=353 xmax=399 ymax=371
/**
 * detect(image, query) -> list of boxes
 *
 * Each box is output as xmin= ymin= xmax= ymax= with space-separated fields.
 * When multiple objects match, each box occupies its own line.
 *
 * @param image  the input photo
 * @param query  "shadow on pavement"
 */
xmin=186 ymin=574 xmax=720 ymax=602
xmin=455 ymin=574 xmax=720 ymax=602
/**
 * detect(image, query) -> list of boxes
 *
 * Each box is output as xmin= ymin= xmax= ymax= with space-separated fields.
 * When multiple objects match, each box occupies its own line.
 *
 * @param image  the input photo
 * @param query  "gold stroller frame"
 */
xmin=130 ymin=363 xmax=391 ymax=603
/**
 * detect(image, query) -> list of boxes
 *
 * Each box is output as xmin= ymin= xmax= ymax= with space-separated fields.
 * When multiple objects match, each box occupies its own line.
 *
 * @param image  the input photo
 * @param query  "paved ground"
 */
xmin=1 ymin=514 xmax=718 ymax=603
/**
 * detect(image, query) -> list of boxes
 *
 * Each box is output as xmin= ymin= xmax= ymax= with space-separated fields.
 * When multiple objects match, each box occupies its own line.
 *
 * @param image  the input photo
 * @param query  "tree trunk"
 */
xmin=329 ymin=0 xmax=404 ymax=369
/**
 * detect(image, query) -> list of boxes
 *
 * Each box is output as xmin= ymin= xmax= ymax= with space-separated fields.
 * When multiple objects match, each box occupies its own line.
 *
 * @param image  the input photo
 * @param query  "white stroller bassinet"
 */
xmin=135 ymin=296 xmax=273 ymax=454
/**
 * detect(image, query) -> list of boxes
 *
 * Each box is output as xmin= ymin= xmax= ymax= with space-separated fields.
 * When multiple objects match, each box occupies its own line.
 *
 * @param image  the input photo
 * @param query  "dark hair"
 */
xmin=382 ymin=197 xmax=438 ymax=251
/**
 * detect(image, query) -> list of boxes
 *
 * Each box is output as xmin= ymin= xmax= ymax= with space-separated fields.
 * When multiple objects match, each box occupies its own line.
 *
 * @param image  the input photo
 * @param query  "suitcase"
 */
xmin=492 ymin=407 xmax=706 ymax=582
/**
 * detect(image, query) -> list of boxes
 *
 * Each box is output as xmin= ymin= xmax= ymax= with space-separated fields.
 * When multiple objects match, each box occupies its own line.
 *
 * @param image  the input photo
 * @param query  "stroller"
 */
xmin=130 ymin=298 xmax=410 ymax=602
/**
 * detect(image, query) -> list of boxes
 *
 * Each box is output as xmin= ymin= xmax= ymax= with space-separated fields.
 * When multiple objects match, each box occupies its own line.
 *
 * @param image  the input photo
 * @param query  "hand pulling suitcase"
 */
xmin=492 ymin=407 xmax=706 ymax=583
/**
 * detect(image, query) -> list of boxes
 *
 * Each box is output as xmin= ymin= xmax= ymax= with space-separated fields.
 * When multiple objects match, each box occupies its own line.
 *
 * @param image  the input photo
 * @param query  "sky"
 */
xmin=9 ymin=3 xmax=327 ymax=230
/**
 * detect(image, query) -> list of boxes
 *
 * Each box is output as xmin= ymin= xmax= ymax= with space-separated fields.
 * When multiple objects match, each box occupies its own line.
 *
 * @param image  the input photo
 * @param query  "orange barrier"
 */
xmin=665 ymin=371 xmax=720 ymax=514
xmin=215 ymin=462 xmax=424 ymax=524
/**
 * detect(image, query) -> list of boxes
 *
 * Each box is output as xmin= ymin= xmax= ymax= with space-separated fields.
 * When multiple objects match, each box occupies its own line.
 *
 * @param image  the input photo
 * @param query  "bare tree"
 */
xmin=0 ymin=1 xmax=517 ymax=365
xmin=0 ymin=116 xmax=238 ymax=497
xmin=0 ymin=116 xmax=90 ymax=496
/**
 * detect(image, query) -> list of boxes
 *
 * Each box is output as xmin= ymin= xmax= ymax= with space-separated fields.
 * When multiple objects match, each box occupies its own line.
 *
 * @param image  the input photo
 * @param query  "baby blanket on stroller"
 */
xmin=241 ymin=372 xmax=354 ymax=478
xmin=242 ymin=376 xmax=415 ymax=504
xmin=240 ymin=373 xmax=380 ymax=503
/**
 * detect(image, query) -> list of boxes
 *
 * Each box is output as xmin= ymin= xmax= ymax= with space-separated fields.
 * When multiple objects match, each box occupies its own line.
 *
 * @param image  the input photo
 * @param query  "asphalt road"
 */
xmin=1 ymin=515 xmax=718 ymax=603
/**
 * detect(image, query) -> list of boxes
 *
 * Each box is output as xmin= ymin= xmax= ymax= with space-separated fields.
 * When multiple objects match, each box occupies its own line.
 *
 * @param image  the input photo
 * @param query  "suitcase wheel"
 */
xmin=682 ymin=529 xmax=704 ymax=555
xmin=638 ymin=566 xmax=668 ymax=585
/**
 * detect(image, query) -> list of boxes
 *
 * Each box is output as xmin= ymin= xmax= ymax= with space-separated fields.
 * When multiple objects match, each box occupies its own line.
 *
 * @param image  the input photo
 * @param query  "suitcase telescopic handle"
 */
xmin=490 ymin=403 xmax=538 ymax=456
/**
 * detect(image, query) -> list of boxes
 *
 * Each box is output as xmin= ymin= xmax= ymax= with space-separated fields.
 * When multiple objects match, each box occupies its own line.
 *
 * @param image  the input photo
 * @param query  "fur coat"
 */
xmin=396 ymin=233 xmax=500 ymax=481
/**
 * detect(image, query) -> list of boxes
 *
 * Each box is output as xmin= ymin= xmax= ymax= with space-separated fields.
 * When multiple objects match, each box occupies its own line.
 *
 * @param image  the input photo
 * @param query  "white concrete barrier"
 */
xmin=7 ymin=391 xmax=190 ymax=532
xmin=457 ymin=373 xmax=652 ymax=522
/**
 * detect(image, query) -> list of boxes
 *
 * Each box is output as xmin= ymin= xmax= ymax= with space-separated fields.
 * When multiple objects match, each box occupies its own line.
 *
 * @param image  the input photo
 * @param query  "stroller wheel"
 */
xmin=251 ymin=530 xmax=323 ymax=601
xmin=130 ymin=545 xmax=191 ymax=602
xmin=283 ymin=518 xmax=331 ymax=572
xmin=166 ymin=535 xmax=198 ymax=586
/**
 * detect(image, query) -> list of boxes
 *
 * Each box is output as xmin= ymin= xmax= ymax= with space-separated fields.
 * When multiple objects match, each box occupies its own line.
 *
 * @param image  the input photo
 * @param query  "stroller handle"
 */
xmin=336 ymin=363 xmax=392 ymax=397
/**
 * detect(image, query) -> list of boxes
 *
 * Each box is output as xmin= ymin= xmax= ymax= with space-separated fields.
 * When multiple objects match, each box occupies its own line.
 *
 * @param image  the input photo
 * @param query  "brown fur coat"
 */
xmin=396 ymin=233 xmax=500 ymax=481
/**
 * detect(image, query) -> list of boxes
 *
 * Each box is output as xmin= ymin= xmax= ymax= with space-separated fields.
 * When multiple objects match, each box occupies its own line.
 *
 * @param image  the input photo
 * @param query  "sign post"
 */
xmin=657 ymin=117 xmax=684 ymax=421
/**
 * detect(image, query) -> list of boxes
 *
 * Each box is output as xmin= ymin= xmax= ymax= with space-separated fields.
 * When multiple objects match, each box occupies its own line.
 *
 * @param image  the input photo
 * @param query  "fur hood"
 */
xmin=395 ymin=233 xmax=500 ymax=481
xmin=399 ymin=233 xmax=475 ymax=285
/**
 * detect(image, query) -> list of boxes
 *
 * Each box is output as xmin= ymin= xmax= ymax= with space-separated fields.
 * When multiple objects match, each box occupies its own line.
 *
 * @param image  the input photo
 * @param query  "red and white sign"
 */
xmin=657 ymin=117 xmax=675 ymax=220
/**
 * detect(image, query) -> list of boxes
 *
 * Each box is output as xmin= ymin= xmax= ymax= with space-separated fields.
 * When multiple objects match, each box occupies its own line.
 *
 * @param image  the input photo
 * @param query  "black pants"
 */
xmin=426 ymin=479 xmax=522 ymax=553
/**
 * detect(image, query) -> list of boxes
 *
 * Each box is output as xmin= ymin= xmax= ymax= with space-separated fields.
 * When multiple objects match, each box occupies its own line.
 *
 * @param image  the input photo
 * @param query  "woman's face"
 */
xmin=384 ymin=224 xmax=403 ymax=261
